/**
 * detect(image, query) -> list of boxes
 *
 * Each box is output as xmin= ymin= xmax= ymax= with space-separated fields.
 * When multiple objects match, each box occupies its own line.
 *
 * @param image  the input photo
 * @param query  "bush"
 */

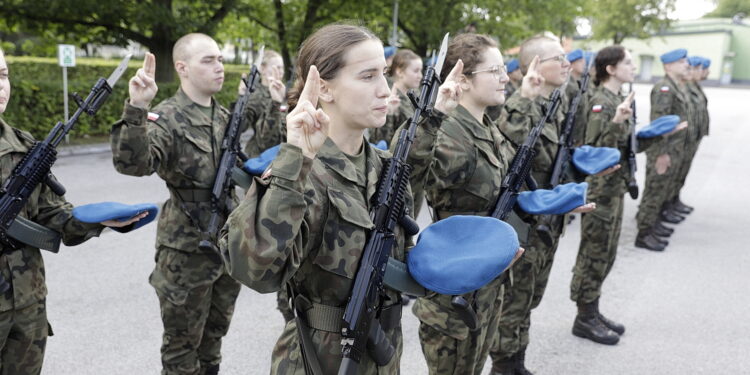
xmin=1 ymin=56 xmax=247 ymax=140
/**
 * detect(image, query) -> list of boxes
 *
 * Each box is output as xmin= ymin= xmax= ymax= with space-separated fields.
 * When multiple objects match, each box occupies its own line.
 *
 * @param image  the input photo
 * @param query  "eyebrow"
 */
xmin=357 ymin=67 xmax=381 ymax=75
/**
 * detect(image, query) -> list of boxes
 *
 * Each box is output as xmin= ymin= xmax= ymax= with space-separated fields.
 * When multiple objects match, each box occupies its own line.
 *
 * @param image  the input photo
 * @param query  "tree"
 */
xmin=1 ymin=0 xmax=242 ymax=82
xmin=587 ymin=0 xmax=676 ymax=44
xmin=707 ymin=0 xmax=750 ymax=18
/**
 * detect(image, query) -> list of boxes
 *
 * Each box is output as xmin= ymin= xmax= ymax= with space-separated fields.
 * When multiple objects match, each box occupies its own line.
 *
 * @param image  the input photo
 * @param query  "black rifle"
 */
xmin=337 ymin=33 xmax=448 ymax=375
xmin=197 ymin=47 xmax=263 ymax=252
xmin=627 ymin=83 xmax=639 ymax=199
xmin=489 ymin=89 xmax=563 ymax=221
xmin=0 ymin=54 xmax=131 ymax=293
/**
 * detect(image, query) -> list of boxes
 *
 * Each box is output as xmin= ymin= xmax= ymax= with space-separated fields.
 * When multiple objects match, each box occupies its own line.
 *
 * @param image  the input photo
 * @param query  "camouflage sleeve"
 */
xmin=110 ymin=102 xmax=172 ymax=177
xmin=243 ymin=93 xmax=286 ymax=153
xmin=585 ymin=107 xmax=625 ymax=148
xmin=499 ymin=95 xmax=535 ymax=146
xmin=571 ymin=93 xmax=588 ymax=147
xmin=220 ymin=143 xmax=315 ymax=293
xmin=34 ymin=179 xmax=104 ymax=246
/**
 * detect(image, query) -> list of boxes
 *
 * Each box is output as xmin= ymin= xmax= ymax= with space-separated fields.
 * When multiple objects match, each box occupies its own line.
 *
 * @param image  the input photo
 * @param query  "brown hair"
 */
xmin=388 ymin=49 xmax=420 ymax=77
xmin=441 ymin=33 xmax=498 ymax=82
xmin=288 ymin=23 xmax=379 ymax=109
xmin=261 ymin=49 xmax=282 ymax=67
xmin=593 ymin=45 xmax=626 ymax=86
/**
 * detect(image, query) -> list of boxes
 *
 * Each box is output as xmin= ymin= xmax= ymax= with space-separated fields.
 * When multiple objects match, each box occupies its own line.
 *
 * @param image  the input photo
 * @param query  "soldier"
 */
xmin=395 ymin=33 xmax=557 ymax=375
xmin=569 ymin=45 xmax=639 ymax=345
xmin=0 ymin=48 xmax=147 ymax=375
xmin=489 ymin=35 xmax=610 ymax=375
xmin=242 ymin=49 xmax=287 ymax=158
xmin=110 ymin=33 xmax=243 ymax=374
xmin=635 ymin=49 xmax=690 ymax=251
xmin=564 ymin=49 xmax=590 ymax=147
xmin=219 ymin=24 xmax=415 ymax=374
xmin=370 ymin=49 xmax=422 ymax=146
xmin=485 ymin=58 xmax=520 ymax=122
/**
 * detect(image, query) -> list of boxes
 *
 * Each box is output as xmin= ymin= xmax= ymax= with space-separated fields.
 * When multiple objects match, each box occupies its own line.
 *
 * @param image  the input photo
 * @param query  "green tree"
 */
xmin=1 ymin=0 xmax=242 ymax=82
xmin=588 ymin=0 xmax=676 ymax=44
xmin=707 ymin=0 xmax=750 ymax=17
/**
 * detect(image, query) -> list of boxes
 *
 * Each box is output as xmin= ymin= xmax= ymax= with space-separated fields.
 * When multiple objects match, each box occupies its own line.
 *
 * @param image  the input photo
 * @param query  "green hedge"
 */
xmin=1 ymin=56 xmax=247 ymax=140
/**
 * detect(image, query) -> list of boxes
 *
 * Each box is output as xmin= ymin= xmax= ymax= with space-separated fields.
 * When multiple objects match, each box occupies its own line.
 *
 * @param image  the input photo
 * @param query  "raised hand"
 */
xmin=434 ymin=59 xmax=464 ymax=114
xmin=386 ymin=88 xmax=401 ymax=115
xmin=520 ymin=56 xmax=545 ymax=100
xmin=268 ymin=66 xmax=286 ymax=103
xmin=237 ymin=73 xmax=248 ymax=96
xmin=129 ymin=53 xmax=158 ymax=109
xmin=613 ymin=91 xmax=635 ymax=123
xmin=286 ymin=66 xmax=330 ymax=159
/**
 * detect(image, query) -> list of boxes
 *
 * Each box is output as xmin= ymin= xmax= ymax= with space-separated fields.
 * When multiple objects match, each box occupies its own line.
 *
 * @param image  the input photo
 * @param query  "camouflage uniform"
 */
xmin=570 ymin=86 xmax=631 ymax=304
xmin=564 ymin=76 xmax=589 ymax=147
xmin=669 ymin=82 xmax=705 ymax=203
xmin=243 ymin=83 xmax=287 ymax=158
xmin=372 ymin=90 xmax=412 ymax=146
xmin=111 ymin=89 xmax=243 ymax=375
xmin=636 ymin=76 xmax=690 ymax=231
xmin=0 ymin=119 xmax=104 ymax=375
xmin=397 ymin=106 xmax=516 ymax=375
xmin=219 ymin=138 xmax=413 ymax=374
xmin=490 ymin=90 xmax=570 ymax=369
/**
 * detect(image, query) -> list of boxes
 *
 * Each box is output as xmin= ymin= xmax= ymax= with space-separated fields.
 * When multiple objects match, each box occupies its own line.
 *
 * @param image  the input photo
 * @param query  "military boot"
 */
xmin=654 ymin=221 xmax=674 ymax=236
xmin=514 ymin=348 xmax=534 ymax=375
xmin=635 ymin=229 xmax=666 ymax=251
xmin=490 ymin=357 xmax=517 ymax=375
xmin=202 ymin=364 xmax=220 ymax=375
xmin=672 ymin=197 xmax=694 ymax=214
xmin=572 ymin=302 xmax=620 ymax=345
xmin=660 ymin=208 xmax=685 ymax=224
xmin=592 ymin=298 xmax=625 ymax=335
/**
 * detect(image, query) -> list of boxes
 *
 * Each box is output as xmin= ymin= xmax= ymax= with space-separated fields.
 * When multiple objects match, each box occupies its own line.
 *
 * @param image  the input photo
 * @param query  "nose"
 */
xmin=499 ymin=70 xmax=509 ymax=84
xmin=376 ymin=74 xmax=390 ymax=98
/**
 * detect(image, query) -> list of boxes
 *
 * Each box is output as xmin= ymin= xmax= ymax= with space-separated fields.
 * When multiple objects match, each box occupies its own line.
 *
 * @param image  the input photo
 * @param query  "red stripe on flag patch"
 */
xmin=660 ymin=86 xmax=670 ymax=92
xmin=147 ymin=112 xmax=160 ymax=122
xmin=592 ymin=105 xmax=603 ymax=113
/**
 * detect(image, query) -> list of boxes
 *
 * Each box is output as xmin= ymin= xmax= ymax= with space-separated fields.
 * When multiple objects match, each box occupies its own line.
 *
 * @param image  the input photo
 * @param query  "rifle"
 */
xmin=627 ymin=83 xmax=639 ymax=199
xmin=0 ymin=54 xmax=131 ymax=293
xmin=489 ymin=89 xmax=563 ymax=221
xmin=337 ymin=33 xmax=448 ymax=375
xmin=197 ymin=47 xmax=263 ymax=252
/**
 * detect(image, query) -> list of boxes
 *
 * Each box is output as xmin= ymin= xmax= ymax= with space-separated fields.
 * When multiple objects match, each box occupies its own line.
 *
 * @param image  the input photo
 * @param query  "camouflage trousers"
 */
xmin=636 ymin=150 xmax=680 ymax=231
xmin=490 ymin=228 xmax=560 ymax=367
xmin=276 ymin=289 xmax=295 ymax=323
xmin=570 ymin=194 xmax=624 ymax=304
xmin=670 ymin=138 xmax=701 ymax=202
xmin=414 ymin=276 xmax=505 ymax=375
xmin=150 ymin=246 xmax=241 ymax=375
xmin=0 ymin=299 xmax=49 ymax=375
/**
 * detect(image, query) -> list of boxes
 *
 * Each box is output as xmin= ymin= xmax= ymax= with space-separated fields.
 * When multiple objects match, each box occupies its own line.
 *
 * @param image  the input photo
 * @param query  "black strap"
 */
xmin=288 ymin=286 xmax=324 ymax=375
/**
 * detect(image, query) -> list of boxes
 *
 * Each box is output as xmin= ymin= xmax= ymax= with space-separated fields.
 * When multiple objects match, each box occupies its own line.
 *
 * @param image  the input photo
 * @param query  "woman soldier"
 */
xmin=369 ymin=49 xmax=422 ymax=146
xmin=399 ymin=34 xmax=591 ymax=374
xmin=219 ymin=24 xmax=438 ymax=373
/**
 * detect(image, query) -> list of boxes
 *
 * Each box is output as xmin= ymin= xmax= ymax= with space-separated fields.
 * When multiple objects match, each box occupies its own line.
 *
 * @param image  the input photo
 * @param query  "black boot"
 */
xmin=592 ymin=298 xmax=625 ymax=335
xmin=673 ymin=198 xmax=694 ymax=214
xmin=572 ymin=303 xmax=620 ymax=345
xmin=202 ymin=364 xmax=220 ymax=375
xmin=654 ymin=221 xmax=674 ymax=236
xmin=490 ymin=356 xmax=517 ymax=375
xmin=660 ymin=209 xmax=685 ymax=224
xmin=514 ymin=348 xmax=534 ymax=375
xmin=635 ymin=229 xmax=666 ymax=251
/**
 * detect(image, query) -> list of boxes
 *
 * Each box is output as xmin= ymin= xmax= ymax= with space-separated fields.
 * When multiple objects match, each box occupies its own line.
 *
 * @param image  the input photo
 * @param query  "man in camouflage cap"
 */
xmin=110 ymin=34 xmax=243 ymax=375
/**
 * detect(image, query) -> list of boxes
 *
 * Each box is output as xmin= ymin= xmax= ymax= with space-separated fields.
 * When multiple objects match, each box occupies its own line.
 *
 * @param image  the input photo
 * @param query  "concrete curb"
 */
xmin=58 ymin=143 xmax=111 ymax=157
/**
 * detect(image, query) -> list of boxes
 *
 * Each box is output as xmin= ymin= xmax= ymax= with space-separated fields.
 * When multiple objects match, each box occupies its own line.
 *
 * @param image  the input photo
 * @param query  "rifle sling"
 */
xmin=7 ymin=216 xmax=62 ymax=253
xmin=231 ymin=166 xmax=253 ymax=190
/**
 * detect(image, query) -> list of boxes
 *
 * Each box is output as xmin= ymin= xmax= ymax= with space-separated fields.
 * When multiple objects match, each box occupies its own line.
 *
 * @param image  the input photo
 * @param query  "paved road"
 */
xmin=40 ymin=84 xmax=749 ymax=374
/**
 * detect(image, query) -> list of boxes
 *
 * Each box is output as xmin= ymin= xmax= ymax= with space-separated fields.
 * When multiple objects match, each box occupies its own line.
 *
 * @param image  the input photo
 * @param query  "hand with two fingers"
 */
xmin=286 ymin=66 xmax=330 ymax=159
xmin=129 ymin=53 xmax=158 ymax=109
xmin=520 ymin=56 xmax=545 ymax=100
xmin=434 ymin=59 xmax=464 ymax=114
xmin=613 ymin=91 xmax=636 ymax=124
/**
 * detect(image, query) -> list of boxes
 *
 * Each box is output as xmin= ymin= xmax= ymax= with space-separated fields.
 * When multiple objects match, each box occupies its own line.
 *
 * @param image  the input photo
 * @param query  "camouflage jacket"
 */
xmin=564 ymin=76 xmax=590 ymax=147
xmin=401 ymin=105 xmax=517 ymax=340
xmin=583 ymin=86 xmax=633 ymax=198
xmin=0 ymin=119 xmax=104 ymax=312
xmin=650 ymin=76 xmax=691 ymax=155
xmin=220 ymin=139 xmax=413 ymax=373
xmin=687 ymin=82 xmax=709 ymax=139
xmin=111 ymin=88 xmax=240 ymax=252
xmin=370 ymin=90 xmax=412 ymax=146
xmin=242 ymin=83 xmax=287 ymax=158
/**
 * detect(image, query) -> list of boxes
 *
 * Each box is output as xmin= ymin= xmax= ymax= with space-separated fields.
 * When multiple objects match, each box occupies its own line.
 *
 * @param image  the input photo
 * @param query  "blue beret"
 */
xmin=243 ymin=144 xmax=281 ymax=175
xmin=506 ymin=58 xmax=520 ymax=74
xmin=371 ymin=140 xmax=388 ymax=151
xmin=567 ymin=49 xmax=584 ymax=63
xmin=572 ymin=146 xmax=621 ymax=175
xmin=584 ymin=51 xmax=595 ymax=67
xmin=687 ymin=56 xmax=702 ymax=67
xmin=701 ymin=57 xmax=711 ymax=68
xmin=660 ymin=49 xmax=688 ymax=64
xmin=637 ymin=115 xmax=680 ymax=138
xmin=517 ymin=182 xmax=588 ymax=215
xmin=73 ymin=202 xmax=158 ymax=231
xmin=384 ymin=46 xmax=396 ymax=59
xmin=407 ymin=216 xmax=519 ymax=295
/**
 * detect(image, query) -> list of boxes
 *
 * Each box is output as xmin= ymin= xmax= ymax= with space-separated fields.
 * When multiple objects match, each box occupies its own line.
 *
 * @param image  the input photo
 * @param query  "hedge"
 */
xmin=1 ymin=56 xmax=248 ymax=140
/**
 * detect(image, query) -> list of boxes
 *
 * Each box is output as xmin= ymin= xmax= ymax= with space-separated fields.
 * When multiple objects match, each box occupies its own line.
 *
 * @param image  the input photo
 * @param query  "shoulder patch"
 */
xmin=591 ymin=105 xmax=603 ymax=113
xmin=660 ymin=86 xmax=670 ymax=93
xmin=279 ymin=105 xmax=288 ymax=113
xmin=147 ymin=112 xmax=160 ymax=122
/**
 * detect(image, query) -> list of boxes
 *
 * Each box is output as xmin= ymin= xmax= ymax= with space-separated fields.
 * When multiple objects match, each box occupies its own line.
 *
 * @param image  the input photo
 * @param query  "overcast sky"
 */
xmin=672 ymin=0 xmax=717 ymax=20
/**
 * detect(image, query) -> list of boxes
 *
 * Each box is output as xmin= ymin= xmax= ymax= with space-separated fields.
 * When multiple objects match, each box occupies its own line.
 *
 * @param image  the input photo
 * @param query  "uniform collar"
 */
xmin=0 ymin=118 xmax=31 ymax=157
xmin=317 ymin=137 xmax=383 ymax=194
xmin=173 ymin=88 xmax=223 ymax=126
xmin=453 ymin=105 xmax=493 ymax=142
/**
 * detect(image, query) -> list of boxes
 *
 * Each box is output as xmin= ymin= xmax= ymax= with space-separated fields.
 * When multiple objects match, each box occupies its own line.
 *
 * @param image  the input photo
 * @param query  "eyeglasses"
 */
xmin=539 ymin=54 xmax=567 ymax=64
xmin=469 ymin=65 xmax=508 ymax=80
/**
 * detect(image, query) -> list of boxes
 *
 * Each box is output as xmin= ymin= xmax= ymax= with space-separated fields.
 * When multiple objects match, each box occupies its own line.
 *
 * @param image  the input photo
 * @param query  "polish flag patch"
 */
xmin=660 ymin=86 xmax=670 ymax=92
xmin=279 ymin=105 xmax=288 ymax=113
xmin=147 ymin=112 xmax=160 ymax=121
xmin=592 ymin=105 xmax=603 ymax=113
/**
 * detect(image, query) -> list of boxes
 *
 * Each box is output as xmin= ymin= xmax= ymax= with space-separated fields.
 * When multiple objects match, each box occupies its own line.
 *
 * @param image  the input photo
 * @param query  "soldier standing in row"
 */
xmin=242 ymin=49 xmax=287 ymax=159
xmin=110 ymin=33 xmax=243 ymax=374
xmin=370 ymin=49 xmax=422 ymax=146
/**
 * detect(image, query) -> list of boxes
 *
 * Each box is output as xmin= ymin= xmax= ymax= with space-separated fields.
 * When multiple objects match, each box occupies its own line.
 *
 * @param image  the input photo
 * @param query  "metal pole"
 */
xmin=63 ymin=66 xmax=69 ymax=144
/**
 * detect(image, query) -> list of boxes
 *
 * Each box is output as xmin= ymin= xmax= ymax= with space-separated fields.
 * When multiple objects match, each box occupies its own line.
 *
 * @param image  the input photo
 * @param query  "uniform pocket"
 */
xmin=463 ymin=143 xmax=502 ymax=207
xmin=313 ymin=187 xmax=374 ymax=279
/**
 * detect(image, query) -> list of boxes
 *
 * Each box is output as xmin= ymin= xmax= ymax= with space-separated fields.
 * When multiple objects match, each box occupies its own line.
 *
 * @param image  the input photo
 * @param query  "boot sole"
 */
xmin=635 ymin=242 xmax=665 ymax=251
xmin=572 ymin=325 xmax=620 ymax=345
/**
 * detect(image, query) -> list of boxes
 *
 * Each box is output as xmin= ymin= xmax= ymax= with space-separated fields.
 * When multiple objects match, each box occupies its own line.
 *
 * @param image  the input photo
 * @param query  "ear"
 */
xmin=458 ymin=73 xmax=471 ymax=91
xmin=606 ymin=64 xmax=616 ymax=76
xmin=174 ymin=61 xmax=188 ymax=77
xmin=318 ymin=78 xmax=334 ymax=103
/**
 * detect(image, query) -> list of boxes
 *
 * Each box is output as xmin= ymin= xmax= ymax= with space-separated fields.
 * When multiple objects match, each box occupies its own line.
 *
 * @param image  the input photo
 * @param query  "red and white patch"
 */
xmin=660 ymin=86 xmax=670 ymax=93
xmin=279 ymin=105 xmax=288 ymax=113
xmin=147 ymin=112 xmax=160 ymax=121
xmin=591 ymin=105 xmax=603 ymax=113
